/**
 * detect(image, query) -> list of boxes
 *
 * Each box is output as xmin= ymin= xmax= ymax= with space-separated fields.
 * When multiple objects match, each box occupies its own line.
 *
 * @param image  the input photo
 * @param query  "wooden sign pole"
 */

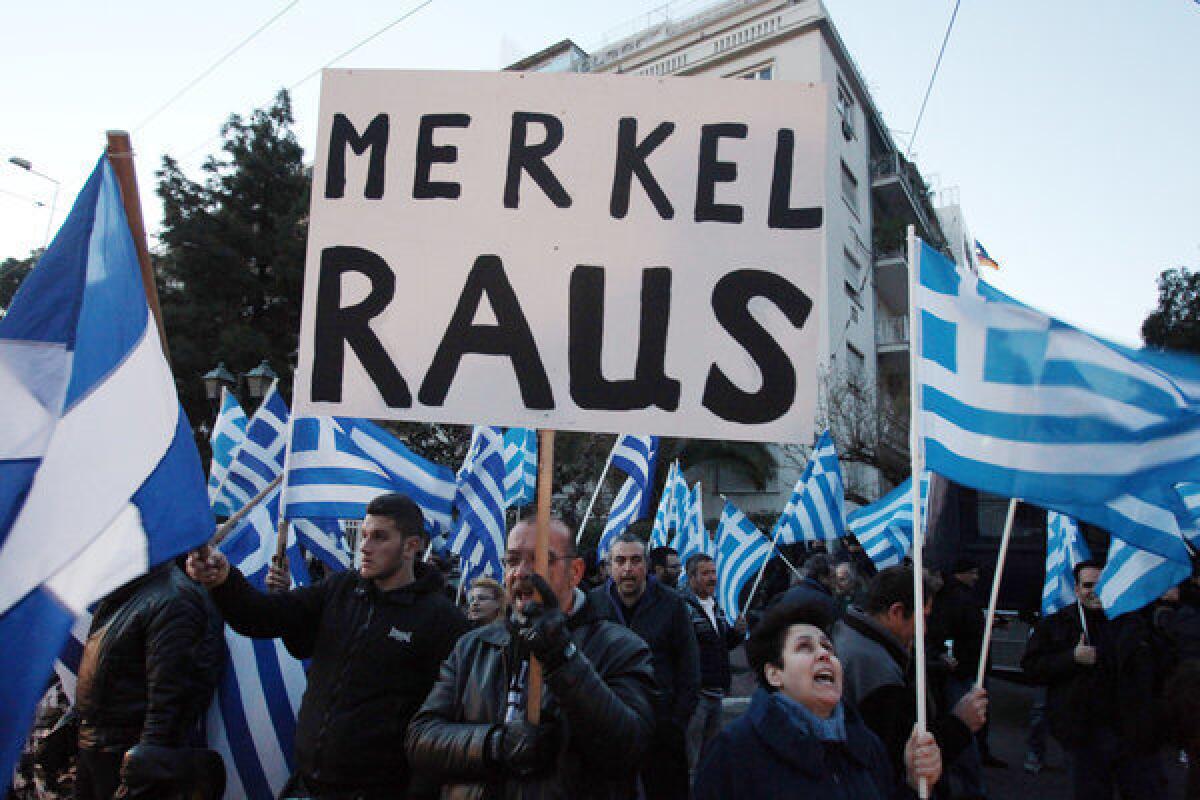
xmin=526 ymin=428 xmax=556 ymax=723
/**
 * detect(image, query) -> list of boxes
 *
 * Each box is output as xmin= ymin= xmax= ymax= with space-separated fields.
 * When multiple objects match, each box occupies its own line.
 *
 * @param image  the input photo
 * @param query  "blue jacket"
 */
xmin=694 ymin=688 xmax=906 ymax=800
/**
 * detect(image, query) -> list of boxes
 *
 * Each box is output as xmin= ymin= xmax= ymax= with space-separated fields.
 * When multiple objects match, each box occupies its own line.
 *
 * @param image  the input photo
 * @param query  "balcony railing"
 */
xmin=876 ymin=314 xmax=910 ymax=348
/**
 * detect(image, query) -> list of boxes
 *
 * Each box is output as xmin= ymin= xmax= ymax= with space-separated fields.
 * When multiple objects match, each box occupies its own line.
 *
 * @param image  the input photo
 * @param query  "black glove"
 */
xmin=513 ymin=574 xmax=574 ymax=673
xmin=486 ymin=719 xmax=561 ymax=779
xmin=35 ymin=715 xmax=78 ymax=776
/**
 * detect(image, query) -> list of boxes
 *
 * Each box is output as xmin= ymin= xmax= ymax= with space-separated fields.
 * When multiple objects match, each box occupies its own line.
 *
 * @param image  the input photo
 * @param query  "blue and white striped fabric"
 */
xmin=338 ymin=418 xmax=456 ymax=536
xmin=610 ymin=435 xmax=659 ymax=518
xmin=291 ymin=518 xmax=353 ymax=572
xmin=847 ymin=473 xmax=930 ymax=571
xmin=914 ymin=240 xmax=1200 ymax=560
xmin=597 ymin=476 xmax=643 ymax=559
xmin=208 ymin=482 xmax=311 ymax=800
xmin=673 ymin=483 xmax=713 ymax=574
xmin=1097 ymin=535 xmax=1191 ymax=618
xmin=715 ymin=502 xmax=772 ymax=624
xmin=0 ymin=156 xmax=213 ymax=784
xmin=284 ymin=416 xmax=456 ymax=541
xmin=209 ymin=388 xmax=249 ymax=516
xmin=1042 ymin=512 xmax=1093 ymax=616
xmin=649 ymin=461 xmax=686 ymax=549
xmin=503 ymin=428 xmax=537 ymax=509
xmin=213 ymin=382 xmax=289 ymax=516
xmin=451 ymin=427 xmax=508 ymax=584
xmin=772 ymin=431 xmax=847 ymax=544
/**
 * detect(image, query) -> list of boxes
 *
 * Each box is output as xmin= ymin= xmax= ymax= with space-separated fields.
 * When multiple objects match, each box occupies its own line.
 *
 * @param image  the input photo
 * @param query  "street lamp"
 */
xmin=8 ymin=156 xmax=60 ymax=248
xmin=243 ymin=359 xmax=278 ymax=403
xmin=201 ymin=362 xmax=237 ymax=415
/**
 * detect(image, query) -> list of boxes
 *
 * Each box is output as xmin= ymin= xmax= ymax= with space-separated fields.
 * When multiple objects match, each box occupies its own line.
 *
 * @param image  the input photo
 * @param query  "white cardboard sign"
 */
xmin=294 ymin=69 xmax=830 ymax=442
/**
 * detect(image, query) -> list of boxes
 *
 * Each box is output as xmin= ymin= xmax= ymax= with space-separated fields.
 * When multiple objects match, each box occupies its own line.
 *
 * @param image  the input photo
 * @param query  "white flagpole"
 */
xmin=576 ymin=436 xmax=619 ymax=544
xmin=906 ymin=225 xmax=930 ymax=800
xmin=976 ymin=497 xmax=1020 ymax=688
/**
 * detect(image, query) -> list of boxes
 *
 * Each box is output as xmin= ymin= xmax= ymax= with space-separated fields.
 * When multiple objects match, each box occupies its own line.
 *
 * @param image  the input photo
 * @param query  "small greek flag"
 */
xmin=596 ymin=436 xmax=659 ymax=557
xmin=847 ymin=473 xmax=930 ymax=571
xmin=715 ymin=502 xmax=772 ymax=624
xmin=674 ymin=482 xmax=713 ymax=577
xmin=503 ymin=428 xmax=537 ymax=508
xmin=1042 ymin=512 xmax=1092 ymax=616
xmin=772 ymin=431 xmax=847 ymax=544
xmin=649 ymin=461 xmax=686 ymax=549
xmin=451 ymin=427 xmax=508 ymax=584
xmin=209 ymin=388 xmax=248 ymax=516
xmin=1097 ymin=535 xmax=1191 ymax=618
xmin=213 ymin=382 xmax=289 ymax=516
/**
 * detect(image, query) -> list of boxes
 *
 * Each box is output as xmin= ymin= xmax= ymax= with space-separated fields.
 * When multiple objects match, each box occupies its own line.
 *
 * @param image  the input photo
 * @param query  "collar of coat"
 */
xmin=841 ymin=606 xmax=910 ymax=670
xmin=355 ymin=560 xmax=445 ymax=606
xmin=746 ymin=688 xmax=876 ymax=775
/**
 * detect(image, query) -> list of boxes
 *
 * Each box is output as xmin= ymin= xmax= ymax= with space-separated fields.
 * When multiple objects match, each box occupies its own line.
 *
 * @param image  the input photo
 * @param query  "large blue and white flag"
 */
xmin=715 ymin=502 xmax=772 ymax=624
xmin=914 ymin=239 xmax=1200 ymax=561
xmin=673 ymin=482 xmax=713 ymax=574
xmin=597 ymin=476 xmax=643 ymax=559
xmin=285 ymin=416 xmax=456 ymax=540
xmin=209 ymin=387 xmax=249 ymax=516
xmin=291 ymin=517 xmax=353 ymax=572
xmin=208 ymin=483 xmax=311 ymax=800
xmin=1042 ymin=511 xmax=1093 ymax=616
xmin=503 ymin=428 xmax=537 ymax=509
xmin=772 ymin=431 xmax=847 ymax=545
xmin=0 ymin=156 xmax=212 ymax=783
xmin=847 ymin=473 xmax=930 ymax=571
xmin=649 ymin=461 xmax=686 ymax=550
xmin=451 ymin=427 xmax=508 ymax=584
xmin=213 ymin=382 xmax=290 ymax=516
xmin=610 ymin=435 xmax=660 ymax=518
xmin=1097 ymin=535 xmax=1191 ymax=618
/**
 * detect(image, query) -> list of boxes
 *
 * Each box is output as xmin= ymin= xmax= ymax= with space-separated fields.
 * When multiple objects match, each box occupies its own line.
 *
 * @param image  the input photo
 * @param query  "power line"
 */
xmin=134 ymin=1 xmax=302 ymax=134
xmin=906 ymin=0 xmax=962 ymax=159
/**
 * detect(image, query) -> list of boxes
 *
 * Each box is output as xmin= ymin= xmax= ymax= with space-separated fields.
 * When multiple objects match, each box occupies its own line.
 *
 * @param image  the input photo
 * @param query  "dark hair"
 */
xmin=863 ymin=565 xmax=935 ymax=617
xmin=611 ymin=532 xmax=646 ymax=555
xmin=1073 ymin=559 xmax=1104 ymax=584
xmin=804 ymin=553 xmax=834 ymax=583
xmin=648 ymin=546 xmax=678 ymax=571
xmin=746 ymin=599 xmax=836 ymax=691
xmin=686 ymin=553 xmax=714 ymax=577
xmin=365 ymin=493 xmax=427 ymax=540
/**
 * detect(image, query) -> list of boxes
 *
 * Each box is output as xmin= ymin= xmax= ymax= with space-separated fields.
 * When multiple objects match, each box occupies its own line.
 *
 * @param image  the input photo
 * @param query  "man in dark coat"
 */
xmin=187 ymin=492 xmax=469 ymax=798
xmin=406 ymin=517 xmax=656 ymax=799
xmin=590 ymin=532 xmax=700 ymax=799
xmin=1021 ymin=559 xmax=1170 ymax=800
xmin=70 ymin=561 xmax=223 ymax=800
xmin=769 ymin=553 xmax=841 ymax=622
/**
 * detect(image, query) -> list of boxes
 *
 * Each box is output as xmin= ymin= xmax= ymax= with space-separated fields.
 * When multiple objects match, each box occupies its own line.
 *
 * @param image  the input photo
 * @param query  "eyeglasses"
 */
xmin=502 ymin=551 xmax=569 ymax=569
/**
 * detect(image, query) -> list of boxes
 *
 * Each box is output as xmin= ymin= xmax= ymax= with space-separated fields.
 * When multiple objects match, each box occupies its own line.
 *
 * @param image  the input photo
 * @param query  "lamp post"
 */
xmin=202 ymin=359 xmax=277 ymax=420
xmin=244 ymin=359 xmax=278 ymax=403
xmin=201 ymin=362 xmax=237 ymax=418
xmin=8 ymin=157 xmax=60 ymax=248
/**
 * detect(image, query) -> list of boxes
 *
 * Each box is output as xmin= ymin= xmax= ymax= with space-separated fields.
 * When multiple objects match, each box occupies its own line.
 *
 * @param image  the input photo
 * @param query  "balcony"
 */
xmin=876 ymin=314 xmax=909 ymax=351
xmin=870 ymin=151 xmax=944 ymax=249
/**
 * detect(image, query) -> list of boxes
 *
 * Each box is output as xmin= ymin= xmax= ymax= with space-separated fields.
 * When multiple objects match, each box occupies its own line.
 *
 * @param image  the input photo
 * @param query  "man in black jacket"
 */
xmin=768 ymin=553 xmax=841 ymax=622
xmin=406 ymin=517 xmax=656 ymax=799
xmin=69 ymin=561 xmax=223 ymax=800
xmin=680 ymin=553 xmax=745 ymax=776
xmin=187 ymin=492 xmax=469 ymax=798
xmin=590 ymin=532 xmax=700 ymax=799
xmin=1021 ymin=559 xmax=1169 ymax=800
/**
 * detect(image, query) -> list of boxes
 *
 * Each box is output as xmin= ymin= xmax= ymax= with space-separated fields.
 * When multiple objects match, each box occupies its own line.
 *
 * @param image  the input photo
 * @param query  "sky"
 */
xmin=2 ymin=0 xmax=1198 ymax=346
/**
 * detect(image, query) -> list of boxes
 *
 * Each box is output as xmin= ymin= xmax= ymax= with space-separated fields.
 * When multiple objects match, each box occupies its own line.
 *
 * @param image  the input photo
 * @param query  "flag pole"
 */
xmin=272 ymin=396 xmax=297 ymax=565
xmin=906 ymin=224 xmax=930 ymax=800
xmin=104 ymin=131 xmax=169 ymax=363
xmin=527 ymin=428 xmax=556 ymax=723
xmin=210 ymin=473 xmax=284 ymax=546
xmin=976 ymin=497 xmax=1019 ymax=688
xmin=576 ymin=435 xmax=618 ymax=544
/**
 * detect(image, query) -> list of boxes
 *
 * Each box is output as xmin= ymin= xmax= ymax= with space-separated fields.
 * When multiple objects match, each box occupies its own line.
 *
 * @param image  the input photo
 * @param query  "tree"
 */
xmin=815 ymin=365 xmax=909 ymax=499
xmin=1142 ymin=267 xmax=1200 ymax=355
xmin=155 ymin=89 xmax=310 ymax=426
xmin=0 ymin=250 xmax=39 ymax=314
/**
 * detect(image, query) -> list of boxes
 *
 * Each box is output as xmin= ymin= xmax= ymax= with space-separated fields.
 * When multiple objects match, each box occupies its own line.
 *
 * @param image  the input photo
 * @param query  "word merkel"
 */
xmin=294 ymin=70 xmax=830 ymax=443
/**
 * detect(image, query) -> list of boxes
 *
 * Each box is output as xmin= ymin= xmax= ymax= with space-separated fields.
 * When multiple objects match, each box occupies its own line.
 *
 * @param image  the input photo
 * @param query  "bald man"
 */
xmin=407 ymin=518 xmax=656 ymax=798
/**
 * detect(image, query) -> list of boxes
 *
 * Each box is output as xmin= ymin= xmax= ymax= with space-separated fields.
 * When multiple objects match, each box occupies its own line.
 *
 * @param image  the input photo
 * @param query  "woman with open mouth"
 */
xmin=694 ymin=599 xmax=942 ymax=799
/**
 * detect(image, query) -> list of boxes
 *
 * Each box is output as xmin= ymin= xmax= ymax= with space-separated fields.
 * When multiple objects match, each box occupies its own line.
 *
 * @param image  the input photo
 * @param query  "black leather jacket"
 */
xmin=406 ymin=591 xmax=656 ymax=799
xmin=681 ymin=589 xmax=741 ymax=694
xmin=75 ymin=563 xmax=222 ymax=751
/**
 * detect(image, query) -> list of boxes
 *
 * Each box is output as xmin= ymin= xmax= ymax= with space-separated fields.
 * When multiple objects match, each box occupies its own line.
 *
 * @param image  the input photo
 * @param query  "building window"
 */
xmin=844 ymin=279 xmax=862 ymax=309
xmin=836 ymin=76 xmax=856 ymax=140
xmin=739 ymin=64 xmax=773 ymax=80
xmin=840 ymin=160 xmax=859 ymax=215
xmin=846 ymin=343 xmax=865 ymax=381
xmin=844 ymin=247 xmax=861 ymax=279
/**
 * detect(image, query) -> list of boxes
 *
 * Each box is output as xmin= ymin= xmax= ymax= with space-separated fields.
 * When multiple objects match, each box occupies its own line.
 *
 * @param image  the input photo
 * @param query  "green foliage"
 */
xmin=1142 ymin=267 xmax=1200 ymax=355
xmin=155 ymin=89 xmax=310 ymax=424
xmin=0 ymin=250 xmax=39 ymax=313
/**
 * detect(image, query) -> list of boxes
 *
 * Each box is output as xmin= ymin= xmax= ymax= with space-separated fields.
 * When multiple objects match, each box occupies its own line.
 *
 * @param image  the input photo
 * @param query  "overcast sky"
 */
xmin=2 ymin=0 xmax=1197 ymax=345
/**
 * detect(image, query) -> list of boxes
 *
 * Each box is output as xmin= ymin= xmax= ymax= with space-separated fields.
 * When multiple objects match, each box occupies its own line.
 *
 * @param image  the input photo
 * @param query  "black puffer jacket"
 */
xmin=76 ymin=563 xmax=222 ymax=751
xmin=681 ymin=589 xmax=741 ymax=694
xmin=211 ymin=562 xmax=468 ymax=794
xmin=406 ymin=591 xmax=656 ymax=799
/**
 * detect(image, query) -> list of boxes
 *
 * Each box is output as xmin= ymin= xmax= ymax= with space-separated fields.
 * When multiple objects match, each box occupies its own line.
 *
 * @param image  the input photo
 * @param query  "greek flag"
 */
xmin=847 ymin=473 xmax=930 ymax=571
xmin=597 ymin=477 xmax=643 ymax=558
xmin=285 ymin=417 xmax=456 ymax=537
xmin=673 ymin=483 xmax=713 ymax=576
xmin=1097 ymin=535 xmax=1191 ymax=618
xmin=451 ymin=427 xmax=507 ymax=583
xmin=0 ymin=156 xmax=212 ymax=783
xmin=1042 ymin=512 xmax=1093 ymax=616
xmin=914 ymin=239 xmax=1200 ymax=560
xmin=715 ymin=502 xmax=772 ymax=623
xmin=291 ymin=517 xmax=353 ymax=571
xmin=772 ymin=431 xmax=847 ymax=544
xmin=650 ymin=461 xmax=687 ymax=549
xmin=209 ymin=388 xmax=248 ymax=516
xmin=213 ymin=382 xmax=289 ymax=516
xmin=503 ymin=428 xmax=537 ymax=508
xmin=610 ymin=435 xmax=659 ymax=517
xmin=208 ymin=483 xmax=311 ymax=800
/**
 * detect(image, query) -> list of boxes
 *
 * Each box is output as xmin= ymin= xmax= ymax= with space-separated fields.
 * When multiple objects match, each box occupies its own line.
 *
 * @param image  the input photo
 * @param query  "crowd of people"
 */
xmin=13 ymin=490 xmax=1200 ymax=799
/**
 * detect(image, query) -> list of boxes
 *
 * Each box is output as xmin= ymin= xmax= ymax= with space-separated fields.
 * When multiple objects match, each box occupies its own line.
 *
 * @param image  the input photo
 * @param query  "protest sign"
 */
xmin=294 ymin=69 xmax=831 ymax=442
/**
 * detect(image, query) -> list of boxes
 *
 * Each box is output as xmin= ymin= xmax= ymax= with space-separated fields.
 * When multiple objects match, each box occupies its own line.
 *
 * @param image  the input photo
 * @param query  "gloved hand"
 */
xmin=486 ymin=719 xmax=561 ymax=779
xmin=513 ymin=574 xmax=574 ymax=673
xmin=35 ymin=714 xmax=78 ymax=775
xmin=116 ymin=744 xmax=158 ymax=799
